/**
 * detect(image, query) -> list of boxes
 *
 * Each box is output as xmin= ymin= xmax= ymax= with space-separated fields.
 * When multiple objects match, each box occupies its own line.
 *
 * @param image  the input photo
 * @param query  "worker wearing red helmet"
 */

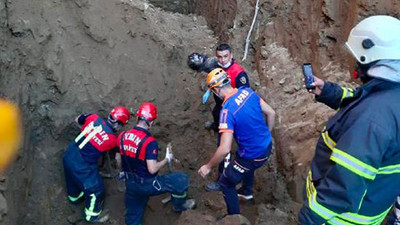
xmin=63 ymin=106 xmax=130 ymax=223
xmin=116 ymin=102 xmax=195 ymax=225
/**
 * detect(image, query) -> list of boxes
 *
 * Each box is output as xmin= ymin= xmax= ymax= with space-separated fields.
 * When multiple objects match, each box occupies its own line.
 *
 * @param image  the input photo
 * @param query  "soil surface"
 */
xmin=0 ymin=0 xmax=400 ymax=224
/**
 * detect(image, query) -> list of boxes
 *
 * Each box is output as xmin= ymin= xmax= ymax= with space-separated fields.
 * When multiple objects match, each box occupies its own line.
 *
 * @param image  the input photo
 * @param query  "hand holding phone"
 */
xmin=302 ymin=63 xmax=315 ymax=90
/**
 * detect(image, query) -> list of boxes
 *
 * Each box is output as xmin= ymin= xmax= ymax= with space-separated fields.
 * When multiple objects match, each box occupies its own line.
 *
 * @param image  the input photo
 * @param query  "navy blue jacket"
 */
xmin=299 ymin=79 xmax=400 ymax=225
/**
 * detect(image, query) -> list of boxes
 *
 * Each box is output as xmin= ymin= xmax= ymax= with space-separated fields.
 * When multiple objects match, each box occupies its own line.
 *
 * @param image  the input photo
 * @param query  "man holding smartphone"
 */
xmin=298 ymin=15 xmax=400 ymax=225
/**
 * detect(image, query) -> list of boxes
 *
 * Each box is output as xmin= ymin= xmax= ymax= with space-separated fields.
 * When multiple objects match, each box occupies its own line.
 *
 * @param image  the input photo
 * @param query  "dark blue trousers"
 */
xmin=218 ymin=146 xmax=271 ymax=215
xmin=125 ymin=171 xmax=189 ymax=225
xmin=63 ymin=142 xmax=105 ymax=222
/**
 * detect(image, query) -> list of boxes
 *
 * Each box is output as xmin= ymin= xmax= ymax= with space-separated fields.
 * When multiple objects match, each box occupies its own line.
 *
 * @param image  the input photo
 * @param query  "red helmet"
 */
xmin=109 ymin=106 xmax=130 ymax=125
xmin=136 ymin=102 xmax=157 ymax=122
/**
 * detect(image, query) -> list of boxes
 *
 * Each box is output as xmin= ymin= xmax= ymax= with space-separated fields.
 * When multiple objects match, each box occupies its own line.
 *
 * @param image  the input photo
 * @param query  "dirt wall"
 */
xmin=1 ymin=0 xmax=400 ymax=224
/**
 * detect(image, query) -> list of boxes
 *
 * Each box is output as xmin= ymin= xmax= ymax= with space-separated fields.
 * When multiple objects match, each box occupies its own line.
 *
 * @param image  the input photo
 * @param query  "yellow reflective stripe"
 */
xmin=68 ymin=191 xmax=84 ymax=202
xmin=85 ymin=194 xmax=100 ymax=221
xmin=340 ymin=87 xmax=354 ymax=101
xmin=307 ymin=171 xmax=391 ymax=225
xmin=306 ymin=171 xmax=338 ymax=220
xmin=322 ymin=132 xmax=377 ymax=180
xmin=330 ymin=149 xmax=377 ymax=180
xmin=322 ymin=132 xmax=336 ymax=150
xmin=377 ymin=164 xmax=400 ymax=174
xmin=337 ymin=206 xmax=391 ymax=225
xmin=172 ymin=191 xmax=187 ymax=199
xmin=347 ymin=88 xmax=354 ymax=97
xmin=341 ymin=87 xmax=349 ymax=100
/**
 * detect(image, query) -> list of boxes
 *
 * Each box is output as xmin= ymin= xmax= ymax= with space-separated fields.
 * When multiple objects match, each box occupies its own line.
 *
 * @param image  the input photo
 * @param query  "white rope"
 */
xmin=242 ymin=0 xmax=260 ymax=61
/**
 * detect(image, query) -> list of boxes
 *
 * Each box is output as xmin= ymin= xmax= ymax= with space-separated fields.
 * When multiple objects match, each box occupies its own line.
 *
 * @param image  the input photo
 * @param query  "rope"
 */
xmin=242 ymin=0 xmax=260 ymax=61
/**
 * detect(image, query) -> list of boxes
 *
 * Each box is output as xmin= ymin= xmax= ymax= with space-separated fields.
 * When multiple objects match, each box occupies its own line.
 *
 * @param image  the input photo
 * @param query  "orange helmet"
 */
xmin=109 ymin=106 xmax=130 ymax=125
xmin=206 ymin=68 xmax=230 ymax=89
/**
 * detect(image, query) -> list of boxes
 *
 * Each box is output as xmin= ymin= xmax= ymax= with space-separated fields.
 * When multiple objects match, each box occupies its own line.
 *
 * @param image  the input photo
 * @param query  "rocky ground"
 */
xmin=0 ymin=0 xmax=400 ymax=224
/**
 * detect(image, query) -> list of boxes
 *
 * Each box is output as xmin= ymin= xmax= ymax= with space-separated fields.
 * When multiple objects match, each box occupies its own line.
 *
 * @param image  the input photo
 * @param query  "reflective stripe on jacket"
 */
xmin=299 ymin=79 xmax=400 ymax=225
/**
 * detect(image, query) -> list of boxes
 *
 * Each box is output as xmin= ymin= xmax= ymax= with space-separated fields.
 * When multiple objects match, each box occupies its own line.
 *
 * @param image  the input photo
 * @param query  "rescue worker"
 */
xmin=203 ymin=44 xmax=251 ymax=192
xmin=198 ymin=68 xmax=275 ymax=215
xmin=63 ymin=106 xmax=130 ymax=223
xmin=116 ymin=102 xmax=195 ymax=225
xmin=298 ymin=15 xmax=400 ymax=225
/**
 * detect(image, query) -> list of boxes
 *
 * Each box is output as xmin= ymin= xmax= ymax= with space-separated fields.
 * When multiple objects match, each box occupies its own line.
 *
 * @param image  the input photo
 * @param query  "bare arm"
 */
xmin=147 ymin=158 xmax=168 ymax=175
xmin=198 ymin=132 xmax=233 ymax=178
xmin=260 ymin=99 xmax=276 ymax=130
xmin=115 ymin=152 xmax=122 ymax=170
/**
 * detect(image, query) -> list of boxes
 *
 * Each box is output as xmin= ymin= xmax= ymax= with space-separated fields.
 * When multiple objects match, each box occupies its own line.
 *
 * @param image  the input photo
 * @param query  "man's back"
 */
xmin=219 ymin=87 xmax=272 ymax=159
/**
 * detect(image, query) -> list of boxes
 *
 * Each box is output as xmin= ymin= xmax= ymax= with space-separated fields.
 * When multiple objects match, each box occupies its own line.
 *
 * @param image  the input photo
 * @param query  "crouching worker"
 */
xmin=63 ymin=106 xmax=131 ymax=223
xmin=116 ymin=102 xmax=195 ymax=225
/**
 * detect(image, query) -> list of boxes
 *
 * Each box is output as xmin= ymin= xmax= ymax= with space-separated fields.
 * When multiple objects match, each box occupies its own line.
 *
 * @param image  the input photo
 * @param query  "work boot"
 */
xmin=237 ymin=188 xmax=253 ymax=201
xmin=85 ymin=210 xmax=110 ymax=223
xmin=173 ymin=199 xmax=196 ymax=212
xmin=205 ymin=182 xmax=220 ymax=191
xmin=182 ymin=199 xmax=196 ymax=210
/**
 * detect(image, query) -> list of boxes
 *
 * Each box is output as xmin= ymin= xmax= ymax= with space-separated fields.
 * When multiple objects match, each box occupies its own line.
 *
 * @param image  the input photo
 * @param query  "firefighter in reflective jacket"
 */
xmin=63 ymin=106 xmax=130 ymax=223
xmin=116 ymin=102 xmax=195 ymax=225
xmin=298 ymin=15 xmax=400 ymax=225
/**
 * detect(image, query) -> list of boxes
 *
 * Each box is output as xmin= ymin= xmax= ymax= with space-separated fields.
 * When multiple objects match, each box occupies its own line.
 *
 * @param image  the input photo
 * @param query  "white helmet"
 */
xmin=345 ymin=15 xmax=400 ymax=64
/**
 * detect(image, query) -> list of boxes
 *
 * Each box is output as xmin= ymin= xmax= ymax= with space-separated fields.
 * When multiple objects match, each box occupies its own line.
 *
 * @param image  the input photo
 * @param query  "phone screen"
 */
xmin=302 ymin=63 xmax=315 ymax=90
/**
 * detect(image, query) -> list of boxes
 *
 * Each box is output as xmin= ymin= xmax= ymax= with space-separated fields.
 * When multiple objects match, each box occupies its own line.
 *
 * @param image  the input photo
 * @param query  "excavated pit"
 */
xmin=1 ymin=0 xmax=400 ymax=224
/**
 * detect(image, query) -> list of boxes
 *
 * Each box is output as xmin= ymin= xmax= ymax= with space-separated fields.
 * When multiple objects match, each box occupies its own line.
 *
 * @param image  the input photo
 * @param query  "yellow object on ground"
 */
xmin=0 ymin=99 xmax=21 ymax=172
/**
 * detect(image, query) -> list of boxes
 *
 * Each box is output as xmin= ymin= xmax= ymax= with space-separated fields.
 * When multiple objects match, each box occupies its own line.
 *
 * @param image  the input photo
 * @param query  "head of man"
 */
xmin=216 ymin=44 xmax=233 ymax=69
xmin=108 ymin=106 xmax=130 ymax=131
xmin=345 ymin=15 xmax=400 ymax=82
xmin=136 ymin=102 xmax=158 ymax=129
xmin=206 ymin=68 xmax=232 ymax=99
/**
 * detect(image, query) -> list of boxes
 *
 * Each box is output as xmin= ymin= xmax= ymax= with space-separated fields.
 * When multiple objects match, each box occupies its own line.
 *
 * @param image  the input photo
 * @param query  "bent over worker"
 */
xmin=198 ymin=68 xmax=275 ymax=215
xmin=116 ymin=102 xmax=195 ymax=225
xmin=203 ymin=44 xmax=251 ymax=192
xmin=298 ymin=15 xmax=400 ymax=225
xmin=63 ymin=106 xmax=130 ymax=223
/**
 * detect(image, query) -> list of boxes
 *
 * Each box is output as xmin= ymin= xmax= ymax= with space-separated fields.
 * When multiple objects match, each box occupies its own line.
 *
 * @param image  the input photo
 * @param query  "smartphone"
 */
xmin=302 ymin=63 xmax=315 ymax=90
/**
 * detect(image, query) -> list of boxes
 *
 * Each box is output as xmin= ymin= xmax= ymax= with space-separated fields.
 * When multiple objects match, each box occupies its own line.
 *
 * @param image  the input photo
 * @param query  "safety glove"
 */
xmin=165 ymin=143 xmax=174 ymax=163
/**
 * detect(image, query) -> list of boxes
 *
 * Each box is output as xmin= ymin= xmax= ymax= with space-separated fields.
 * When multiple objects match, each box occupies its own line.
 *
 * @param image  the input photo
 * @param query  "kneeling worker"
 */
xmin=116 ymin=102 xmax=195 ymax=225
xmin=63 ymin=106 xmax=131 ymax=223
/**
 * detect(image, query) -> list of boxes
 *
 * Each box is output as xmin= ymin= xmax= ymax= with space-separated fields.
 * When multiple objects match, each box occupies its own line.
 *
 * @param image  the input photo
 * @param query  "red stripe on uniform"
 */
xmin=138 ymin=136 xmax=155 ymax=160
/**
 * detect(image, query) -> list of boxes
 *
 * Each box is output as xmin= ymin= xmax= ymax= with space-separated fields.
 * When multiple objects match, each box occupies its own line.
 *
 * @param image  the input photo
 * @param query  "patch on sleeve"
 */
xmin=240 ymin=76 xmax=247 ymax=84
xmin=219 ymin=123 xmax=228 ymax=129
xmin=152 ymin=149 xmax=158 ymax=155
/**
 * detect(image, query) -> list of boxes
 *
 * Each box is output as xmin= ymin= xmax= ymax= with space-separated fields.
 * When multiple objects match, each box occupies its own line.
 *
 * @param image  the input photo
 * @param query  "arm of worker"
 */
xmin=75 ymin=114 xmax=90 ymax=126
xmin=235 ymin=72 xmax=250 ymax=88
xmin=146 ymin=141 xmax=169 ymax=174
xmin=310 ymin=76 xmax=354 ymax=110
xmin=260 ymin=99 xmax=275 ymax=130
xmin=298 ymin=117 xmax=388 ymax=224
xmin=198 ymin=132 xmax=233 ymax=178
xmin=115 ymin=152 xmax=122 ymax=170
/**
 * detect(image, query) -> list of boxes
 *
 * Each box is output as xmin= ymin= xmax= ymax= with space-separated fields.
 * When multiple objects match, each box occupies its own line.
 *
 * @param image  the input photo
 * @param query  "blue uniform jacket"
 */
xmin=299 ymin=79 xmax=400 ymax=225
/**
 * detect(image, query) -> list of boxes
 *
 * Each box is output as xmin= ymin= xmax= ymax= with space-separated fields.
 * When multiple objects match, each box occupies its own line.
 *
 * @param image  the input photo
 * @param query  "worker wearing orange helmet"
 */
xmin=116 ymin=102 xmax=195 ymax=225
xmin=198 ymin=68 xmax=275 ymax=215
xmin=63 ymin=106 xmax=130 ymax=223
